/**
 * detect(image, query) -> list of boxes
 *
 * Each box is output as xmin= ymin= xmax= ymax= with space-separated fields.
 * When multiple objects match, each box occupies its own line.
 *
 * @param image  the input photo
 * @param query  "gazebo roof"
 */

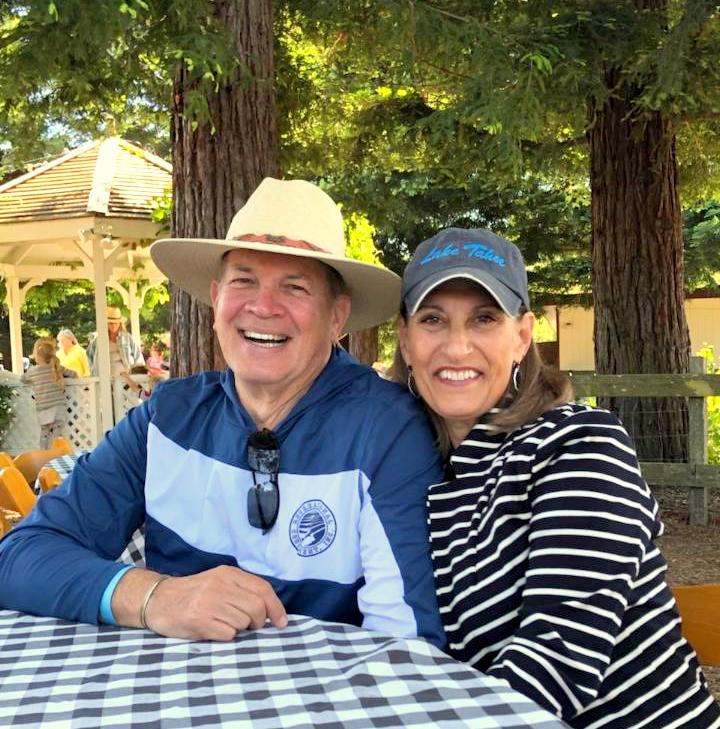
xmin=0 ymin=136 xmax=171 ymax=223
xmin=0 ymin=137 xmax=172 ymax=387
xmin=0 ymin=136 xmax=171 ymax=278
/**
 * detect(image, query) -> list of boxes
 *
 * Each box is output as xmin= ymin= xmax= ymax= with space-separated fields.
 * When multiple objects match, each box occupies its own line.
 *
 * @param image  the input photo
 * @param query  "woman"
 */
xmin=395 ymin=227 xmax=720 ymax=728
xmin=86 ymin=307 xmax=145 ymax=376
xmin=56 ymin=328 xmax=90 ymax=377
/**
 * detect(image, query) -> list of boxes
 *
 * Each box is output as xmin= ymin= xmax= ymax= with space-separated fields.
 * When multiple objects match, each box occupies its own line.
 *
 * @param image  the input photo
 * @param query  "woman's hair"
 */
xmin=56 ymin=328 xmax=78 ymax=345
xmin=391 ymin=306 xmax=574 ymax=456
xmin=32 ymin=338 xmax=66 ymax=389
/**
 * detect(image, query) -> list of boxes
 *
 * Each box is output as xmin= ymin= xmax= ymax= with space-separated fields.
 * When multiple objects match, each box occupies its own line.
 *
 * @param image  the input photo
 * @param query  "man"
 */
xmin=86 ymin=307 xmax=145 ymax=377
xmin=0 ymin=178 xmax=445 ymax=647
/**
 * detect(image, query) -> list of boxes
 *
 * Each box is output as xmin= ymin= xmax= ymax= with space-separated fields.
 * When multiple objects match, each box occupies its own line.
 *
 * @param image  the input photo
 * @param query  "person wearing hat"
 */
xmin=392 ymin=228 xmax=720 ymax=727
xmin=86 ymin=306 xmax=145 ymax=377
xmin=0 ymin=178 xmax=445 ymax=649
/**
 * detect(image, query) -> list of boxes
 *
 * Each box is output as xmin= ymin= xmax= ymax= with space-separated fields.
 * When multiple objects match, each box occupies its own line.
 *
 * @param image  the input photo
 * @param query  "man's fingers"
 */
xmin=227 ymin=569 xmax=287 ymax=628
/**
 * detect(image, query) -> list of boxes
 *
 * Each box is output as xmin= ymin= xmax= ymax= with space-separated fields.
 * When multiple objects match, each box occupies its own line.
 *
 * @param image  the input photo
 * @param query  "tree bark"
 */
xmin=349 ymin=327 xmax=379 ymax=365
xmin=170 ymin=0 xmax=279 ymax=377
xmin=588 ymin=62 xmax=690 ymax=461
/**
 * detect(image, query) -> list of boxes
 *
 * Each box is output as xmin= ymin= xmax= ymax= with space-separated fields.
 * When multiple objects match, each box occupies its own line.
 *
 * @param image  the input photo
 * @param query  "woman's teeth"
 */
xmin=437 ymin=369 xmax=479 ymax=381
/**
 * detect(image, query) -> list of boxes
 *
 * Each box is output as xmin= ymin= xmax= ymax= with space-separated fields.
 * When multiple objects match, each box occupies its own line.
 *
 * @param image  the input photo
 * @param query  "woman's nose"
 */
xmin=444 ymin=326 xmax=473 ymax=359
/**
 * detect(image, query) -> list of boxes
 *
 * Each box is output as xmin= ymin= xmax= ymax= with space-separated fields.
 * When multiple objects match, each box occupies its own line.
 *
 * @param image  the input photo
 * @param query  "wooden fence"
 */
xmin=567 ymin=357 xmax=719 ymax=525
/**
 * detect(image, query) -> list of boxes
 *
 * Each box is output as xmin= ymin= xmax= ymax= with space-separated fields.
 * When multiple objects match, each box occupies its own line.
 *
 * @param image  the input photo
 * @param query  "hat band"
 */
xmin=231 ymin=233 xmax=327 ymax=253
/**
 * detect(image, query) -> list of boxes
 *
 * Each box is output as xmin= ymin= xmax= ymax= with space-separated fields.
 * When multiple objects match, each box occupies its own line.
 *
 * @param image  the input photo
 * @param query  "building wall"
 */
xmin=557 ymin=299 xmax=720 ymax=371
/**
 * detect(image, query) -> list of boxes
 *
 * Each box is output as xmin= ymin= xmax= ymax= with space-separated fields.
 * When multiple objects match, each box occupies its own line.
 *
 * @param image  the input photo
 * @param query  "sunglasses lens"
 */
xmin=247 ymin=483 xmax=279 ymax=531
xmin=246 ymin=429 xmax=281 ymax=531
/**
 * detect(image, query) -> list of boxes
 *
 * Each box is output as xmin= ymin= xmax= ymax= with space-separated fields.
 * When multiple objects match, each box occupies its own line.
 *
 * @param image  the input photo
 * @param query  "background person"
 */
xmin=21 ymin=338 xmax=77 ymax=448
xmin=86 ymin=307 xmax=145 ymax=377
xmin=145 ymin=343 xmax=166 ymax=375
xmin=0 ymin=178 xmax=445 ymax=650
xmin=393 ymin=227 xmax=720 ymax=728
xmin=56 ymin=328 xmax=91 ymax=377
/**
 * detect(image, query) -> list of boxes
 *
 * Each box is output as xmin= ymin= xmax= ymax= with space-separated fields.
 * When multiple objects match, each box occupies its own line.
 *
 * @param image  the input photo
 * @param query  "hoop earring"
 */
xmin=511 ymin=361 xmax=521 ymax=393
xmin=407 ymin=366 xmax=420 ymax=399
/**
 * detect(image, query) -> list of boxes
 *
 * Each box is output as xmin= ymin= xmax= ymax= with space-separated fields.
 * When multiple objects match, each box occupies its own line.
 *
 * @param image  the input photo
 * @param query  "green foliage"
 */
xmin=695 ymin=344 xmax=720 ymax=465
xmin=683 ymin=200 xmax=720 ymax=292
xmin=0 ymin=384 xmax=17 ymax=447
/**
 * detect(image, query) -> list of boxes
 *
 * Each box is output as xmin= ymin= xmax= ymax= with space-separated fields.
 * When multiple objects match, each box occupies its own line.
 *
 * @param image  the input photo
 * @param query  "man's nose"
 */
xmin=245 ymin=286 xmax=281 ymax=317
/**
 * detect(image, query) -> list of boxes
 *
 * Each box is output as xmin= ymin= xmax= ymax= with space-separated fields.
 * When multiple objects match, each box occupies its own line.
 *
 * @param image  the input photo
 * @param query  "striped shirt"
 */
xmin=21 ymin=364 xmax=75 ymax=411
xmin=428 ymin=403 xmax=720 ymax=728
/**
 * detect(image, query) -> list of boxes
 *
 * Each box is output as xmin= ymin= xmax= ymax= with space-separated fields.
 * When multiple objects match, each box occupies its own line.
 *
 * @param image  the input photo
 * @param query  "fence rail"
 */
xmin=567 ymin=356 xmax=716 ymax=525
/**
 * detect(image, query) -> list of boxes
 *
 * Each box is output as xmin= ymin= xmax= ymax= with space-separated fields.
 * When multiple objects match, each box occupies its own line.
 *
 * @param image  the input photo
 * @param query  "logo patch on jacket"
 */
xmin=289 ymin=500 xmax=337 ymax=556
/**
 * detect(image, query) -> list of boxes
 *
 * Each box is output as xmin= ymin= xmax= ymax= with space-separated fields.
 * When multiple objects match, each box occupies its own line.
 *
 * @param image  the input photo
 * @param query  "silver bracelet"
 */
xmin=139 ymin=575 xmax=169 ymax=630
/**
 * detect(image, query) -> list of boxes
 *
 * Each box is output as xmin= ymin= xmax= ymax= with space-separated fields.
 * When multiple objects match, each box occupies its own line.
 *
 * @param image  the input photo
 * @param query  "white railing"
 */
xmin=0 ymin=371 xmax=152 ymax=454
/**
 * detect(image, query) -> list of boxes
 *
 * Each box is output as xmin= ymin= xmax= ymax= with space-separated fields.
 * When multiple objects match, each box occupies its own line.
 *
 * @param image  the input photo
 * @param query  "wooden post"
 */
xmin=688 ymin=356 xmax=708 ymax=526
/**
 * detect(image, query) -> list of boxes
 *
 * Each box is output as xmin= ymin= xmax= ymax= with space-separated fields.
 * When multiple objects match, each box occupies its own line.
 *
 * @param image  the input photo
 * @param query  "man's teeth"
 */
xmin=437 ymin=369 xmax=479 ymax=381
xmin=244 ymin=331 xmax=289 ymax=345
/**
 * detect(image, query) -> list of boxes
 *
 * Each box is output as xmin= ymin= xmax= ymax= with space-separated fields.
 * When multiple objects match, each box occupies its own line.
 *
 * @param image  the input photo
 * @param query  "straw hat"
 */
xmin=106 ymin=306 xmax=124 ymax=323
xmin=150 ymin=178 xmax=400 ymax=332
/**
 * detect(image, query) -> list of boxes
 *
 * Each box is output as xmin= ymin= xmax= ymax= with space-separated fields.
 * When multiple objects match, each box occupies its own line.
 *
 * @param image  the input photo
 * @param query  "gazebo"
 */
xmin=0 ymin=136 xmax=171 ymax=431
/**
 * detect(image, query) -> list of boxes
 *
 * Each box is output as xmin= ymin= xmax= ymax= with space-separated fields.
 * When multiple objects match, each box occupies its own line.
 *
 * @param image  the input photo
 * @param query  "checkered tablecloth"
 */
xmin=34 ymin=452 xmax=146 ymax=567
xmin=0 ymin=611 xmax=569 ymax=729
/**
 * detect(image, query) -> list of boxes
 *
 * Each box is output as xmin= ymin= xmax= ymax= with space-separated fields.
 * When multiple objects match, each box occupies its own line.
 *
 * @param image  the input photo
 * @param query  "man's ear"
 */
xmin=330 ymin=294 xmax=352 ymax=340
xmin=210 ymin=280 xmax=219 ymax=308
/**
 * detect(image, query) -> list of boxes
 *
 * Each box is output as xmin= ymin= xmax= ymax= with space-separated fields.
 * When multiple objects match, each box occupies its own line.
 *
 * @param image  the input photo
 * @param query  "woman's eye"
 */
xmin=475 ymin=312 xmax=500 ymax=325
xmin=418 ymin=314 xmax=441 ymax=325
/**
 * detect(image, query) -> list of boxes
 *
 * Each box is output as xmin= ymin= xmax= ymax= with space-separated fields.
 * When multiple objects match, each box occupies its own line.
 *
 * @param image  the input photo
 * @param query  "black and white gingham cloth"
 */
xmin=33 ymin=452 xmax=146 ymax=567
xmin=0 ymin=611 xmax=570 ymax=728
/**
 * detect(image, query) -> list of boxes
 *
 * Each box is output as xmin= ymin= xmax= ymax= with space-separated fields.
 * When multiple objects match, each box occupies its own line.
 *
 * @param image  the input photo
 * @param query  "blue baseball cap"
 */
xmin=401 ymin=227 xmax=530 ymax=317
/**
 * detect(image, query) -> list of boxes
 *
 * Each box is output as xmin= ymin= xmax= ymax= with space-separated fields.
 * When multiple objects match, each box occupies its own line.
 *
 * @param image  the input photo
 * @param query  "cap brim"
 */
xmin=406 ymin=268 xmax=523 ymax=317
xmin=150 ymin=238 xmax=401 ymax=333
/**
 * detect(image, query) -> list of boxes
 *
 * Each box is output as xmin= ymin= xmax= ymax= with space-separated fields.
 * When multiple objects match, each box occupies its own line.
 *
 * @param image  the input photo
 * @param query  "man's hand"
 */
xmin=111 ymin=565 xmax=287 ymax=640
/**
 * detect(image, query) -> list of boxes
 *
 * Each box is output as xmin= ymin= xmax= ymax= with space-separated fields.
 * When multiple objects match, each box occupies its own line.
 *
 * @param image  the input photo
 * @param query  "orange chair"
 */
xmin=13 ymin=446 xmax=67 ymax=484
xmin=0 ymin=452 xmax=14 ymax=468
xmin=672 ymin=583 xmax=720 ymax=666
xmin=0 ymin=466 xmax=36 ymax=517
xmin=37 ymin=466 xmax=62 ymax=493
xmin=51 ymin=437 xmax=73 ymax=455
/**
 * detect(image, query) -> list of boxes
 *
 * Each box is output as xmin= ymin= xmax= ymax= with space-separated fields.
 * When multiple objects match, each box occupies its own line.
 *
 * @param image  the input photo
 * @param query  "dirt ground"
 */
xmin=654 ymin=486 xmax=720 ymax=699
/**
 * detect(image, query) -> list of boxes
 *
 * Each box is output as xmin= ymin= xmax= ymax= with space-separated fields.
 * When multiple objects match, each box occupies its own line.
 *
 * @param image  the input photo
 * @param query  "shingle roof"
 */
xmin=0 ymin=137 xmax=171 ymax=224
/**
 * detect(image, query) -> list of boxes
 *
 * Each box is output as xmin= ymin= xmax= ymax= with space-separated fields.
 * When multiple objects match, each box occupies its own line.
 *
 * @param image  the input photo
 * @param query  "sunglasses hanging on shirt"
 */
xmin=246 ymin=428 xmax=280 ymax=533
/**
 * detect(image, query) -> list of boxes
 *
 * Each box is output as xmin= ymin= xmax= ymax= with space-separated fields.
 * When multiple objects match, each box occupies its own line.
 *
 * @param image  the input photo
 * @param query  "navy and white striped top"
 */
xmin=428 ymin=403 xmax=720 ymax=728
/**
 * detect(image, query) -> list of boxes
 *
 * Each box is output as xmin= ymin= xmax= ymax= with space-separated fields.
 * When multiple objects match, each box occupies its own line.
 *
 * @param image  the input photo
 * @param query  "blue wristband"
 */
xmin=99 ymin=566 xmax=134 ymax=625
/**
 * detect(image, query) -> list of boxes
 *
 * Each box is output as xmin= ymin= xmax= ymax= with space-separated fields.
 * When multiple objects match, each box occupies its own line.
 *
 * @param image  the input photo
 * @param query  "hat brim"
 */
xmin=150 ymin=238 xmax=401 ymax=333
xmin=405 ymin=268 xmax=524 ymax=318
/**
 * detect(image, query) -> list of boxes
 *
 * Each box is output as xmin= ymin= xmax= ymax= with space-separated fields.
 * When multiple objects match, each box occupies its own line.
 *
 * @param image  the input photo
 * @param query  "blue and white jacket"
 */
xmin=0 ymin=350 xmax=446 ymax=647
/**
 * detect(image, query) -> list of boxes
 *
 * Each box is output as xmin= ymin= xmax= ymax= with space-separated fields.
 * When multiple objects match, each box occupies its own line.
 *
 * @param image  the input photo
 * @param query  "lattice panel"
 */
xmin=112 ymin=377 xmax=146 ymax=422
xmin=2 ymin=376 xmax=147 ymax=454
xmin=64 ymin=381 xmax=102 ymax=450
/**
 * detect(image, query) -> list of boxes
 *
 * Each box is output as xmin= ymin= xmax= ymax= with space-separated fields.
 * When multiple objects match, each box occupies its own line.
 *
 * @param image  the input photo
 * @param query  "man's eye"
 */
xmin=286 ymin=283 xmax=310 ymax=294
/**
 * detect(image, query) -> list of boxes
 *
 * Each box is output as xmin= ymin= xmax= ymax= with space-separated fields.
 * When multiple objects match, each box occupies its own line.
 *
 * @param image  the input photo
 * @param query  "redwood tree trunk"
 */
xmin=349 ymin=327 xmax=379 ymax=365
xmin=170 ymin=0 xmax=279 ymax=377
xmin=588 ymin=66 xmax=690 ymax=461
